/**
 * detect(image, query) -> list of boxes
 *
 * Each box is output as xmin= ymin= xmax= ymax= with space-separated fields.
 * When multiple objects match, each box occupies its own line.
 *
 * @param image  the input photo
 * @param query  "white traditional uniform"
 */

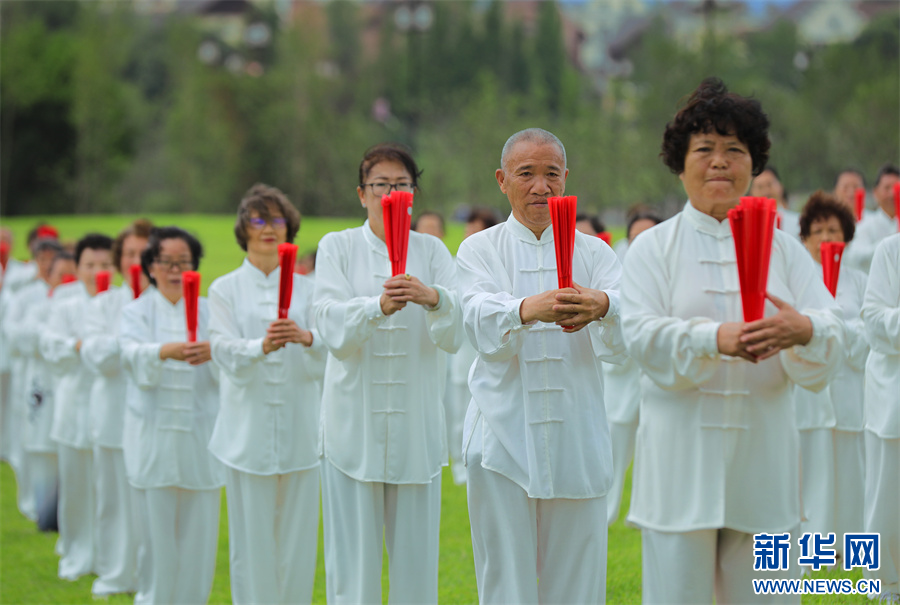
xmin=119 ymin=288 xmax=224 ymax=605
xmin=0 ymin=258 xmax=36 ymax=465
xmin=621 ymin=202 xmax=844 ymax=604
xmin=313 ymin=223 xmax=462 ymax=605
xmin=3 ymin=278 xmax=50 ymax=519
xmin=602 ymin=355 xmax=641 ymax=525
xmin=208 ymin=260 xmax=326 ymax=605
xmin=777 ymin=207 xmax=801 ymax=240
xmin=861 ymin=234 xmax=900 ymax=596
xmin=42 ymin=281 xmax=98 ymax=581
xmin=792 ymin=263 xmax=868 ymax=552
xmin=447 ymin=295 xmax=477 ymax=484
xmin=81 ymin=285 xmax=141 ymax=595
xmin=457 ymin=214 xmax=625 ymax=604
xmin=845 ymin=207 xmax=899 ymax=273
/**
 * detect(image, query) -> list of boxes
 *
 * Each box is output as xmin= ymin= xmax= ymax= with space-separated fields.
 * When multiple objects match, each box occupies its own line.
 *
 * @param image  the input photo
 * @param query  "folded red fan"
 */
xmin=278 ymin=243 xmax=298 ymax=319
xmin=894 ymin=182 xmax=900 ymax=232
xmin=0 ymin=241 xmax=9 ymax=272
xmin=381 ymin=191 xmax=414 ymax=276
xmin=129 ymin=264 xmax=143 ymax=299
xmin=181 ymin=271 xmax=200 ymax=343
xmin=95 ymin=271 xmax=111 ymax=294
xmin=854 ymin=188 xmax=865 ymax=223
xmin=820 ymin=242 xmax=845 ymax=298
xmin=597 ymin=231 xmax=612 ymax=246
xmin=728 ymin=197 xmax=777 ymax=322
xmin=548 ymin=196 xmax=577 ymax=289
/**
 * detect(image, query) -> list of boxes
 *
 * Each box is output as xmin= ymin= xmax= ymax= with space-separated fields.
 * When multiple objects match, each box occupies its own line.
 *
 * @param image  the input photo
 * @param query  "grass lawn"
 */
xmin=0 ymin=214 xmax=874 ymax=604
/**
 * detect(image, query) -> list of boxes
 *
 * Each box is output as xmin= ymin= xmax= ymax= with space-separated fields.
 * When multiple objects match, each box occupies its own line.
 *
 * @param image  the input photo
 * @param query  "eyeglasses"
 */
xmin=362 ymin=182 xmax=415 ymax=196
xmin=248 ymin=217 xmax=287 ymax=230
xmin=154 ymin=258 xmax=194 ymax=271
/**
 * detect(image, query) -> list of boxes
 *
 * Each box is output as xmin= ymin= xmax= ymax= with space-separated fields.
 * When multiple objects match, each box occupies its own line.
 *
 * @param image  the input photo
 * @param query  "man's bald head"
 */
xmin=500 ymin=128 xmax=567 ymax=173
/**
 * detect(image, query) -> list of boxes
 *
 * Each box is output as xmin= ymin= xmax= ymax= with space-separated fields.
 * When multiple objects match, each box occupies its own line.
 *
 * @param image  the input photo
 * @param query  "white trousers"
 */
xmin=92 ymin=446 xmax=139 ymax=595
xmin=0 ymin=370 xmax=10 ymax=462
xmin=798 ymin=428 xmax=835 ymax=540
xmin=16 ymin=450 xmax=37 ymax=520
xmin=642 ymin=527 xmax=800 ymax=604
xmin=321 ymin=459 xmax=441 ymax=605
xmin=863 ymin=432 xmax=899 ymax=594
xmin=467 ymin=434 xmax=607 ymax=604
xmin=57 ymin=444 xmax=94 ymax=580
xmin=607 ymin=419 xmax=638 ymax=525
xmin=225 ymin=466 xmax=319 ymax=605
xmin=134 ymin=487 xmax=220 ymax=605
xmin=833 ymin=429 xmax=864 ymax=557
xmin=445 ymin=382 xmax=469 ymax=485
xmin=30 ymin=450 xmax=58 ymax=529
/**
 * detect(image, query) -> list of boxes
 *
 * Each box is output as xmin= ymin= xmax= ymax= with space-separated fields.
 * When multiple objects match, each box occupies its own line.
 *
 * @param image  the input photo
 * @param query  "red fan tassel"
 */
xmin=129 ymin=264 xmax=143 ymax=299
xmin=894 ymin=182 xmax=900 ymax=232
xmin=728 ymin=197 xmax=777 ymax=322
xmin=854 ymin=188 xmax=865 ymax=222
xmin=95 ymin=271 xmax=111 ymax=294
xmin=278 ymin=243 xmax=298 ymax=319
xmin=548 ymin=196 xmax=577 ymax=289
xmin=182 ymin=271 xmax=200 ymax=343
xmin=0 ymin=241 xmax=9 ymax=272
xmin=820 ymin=242 xmax=845 ymax=298
xmin=597 ymin=231 xmax=612 ymax=246
xmin=381 ymin=191 xmax=414 ymax=276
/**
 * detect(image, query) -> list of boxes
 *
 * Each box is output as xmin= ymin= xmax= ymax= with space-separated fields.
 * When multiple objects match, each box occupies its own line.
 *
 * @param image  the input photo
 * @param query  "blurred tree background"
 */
xmin=1 ymin=0 xmax=898 ymax=219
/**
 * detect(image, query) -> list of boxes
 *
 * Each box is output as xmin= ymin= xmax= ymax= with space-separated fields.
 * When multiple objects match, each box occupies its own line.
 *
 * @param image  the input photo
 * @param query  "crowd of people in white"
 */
xmin=0 ymin=78 xmax=897 ymax=604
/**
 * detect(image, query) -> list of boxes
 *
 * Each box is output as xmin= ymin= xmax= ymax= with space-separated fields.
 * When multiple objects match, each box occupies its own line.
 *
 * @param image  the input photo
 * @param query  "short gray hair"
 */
xmin=500 ymin=128 xmax=567 ymax=172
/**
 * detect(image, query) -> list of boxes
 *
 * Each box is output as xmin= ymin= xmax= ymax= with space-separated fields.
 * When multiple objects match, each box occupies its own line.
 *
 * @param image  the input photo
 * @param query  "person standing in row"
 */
xmin=620 ymin=78 xmax=843 ymax=604
xmin=119 ymin=227 xmax=223 ymax=605
xmin=845 ymin=164 xmax=900 ymax=274
xmin=208 ymin=185 xmax=325 ymax=605
xmin=861 ymin=233 xmax=900 ymax=602
xmin=81 ymin=219 xmax=152 ymax=596
xmin=314 ymin=143 xmax=463 ymax=604
xmin=42 ymin=234 xmax=115 ymax=581
xmin=458 ymin=128 xmax=625 ymax=603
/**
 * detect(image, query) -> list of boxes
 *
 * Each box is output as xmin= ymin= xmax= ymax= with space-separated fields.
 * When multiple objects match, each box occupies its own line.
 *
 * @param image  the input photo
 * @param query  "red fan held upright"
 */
xmin=95 ymin=271 xmax=111 ymax=294
xmin=854 ymin=188 xmax=865 ymax=222
xmin=548 ymin=196 xmax=577 ymax=289
xmin=381 ymin=191 xmax=413 ymax=277
xmin=894 ymin=182 xmax=900 ymax=232
xmin=820 ymin=242 xmax=845 ymax=298
xmin=182 ymin=271 xmax=200 ymax=343
xmin=728 ymin=197 xmax=777 ymax=322
xmin=0 ymin=241 xmax=9 ymax=272
xmin=597 ymin=231 xmax=612 ymax=247
xmin=129 ymin=264 xmax=143 ymax=299
xmin=277 ymin=243 xmax=298 ymax=319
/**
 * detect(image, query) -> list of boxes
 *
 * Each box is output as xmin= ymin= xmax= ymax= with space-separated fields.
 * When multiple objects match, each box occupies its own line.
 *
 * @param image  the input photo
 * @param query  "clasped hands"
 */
xmin=519 ymin=282 xmax=610 ymax=333
xmin=263 ymin=319 xmax=314 ymax=354
xmin=380 ymin=274 xmax=439 ymax=316
xmin=717 ymin=293 xmax=813 ymax=363
xmin=159 ymin=341 xmax=212 ymax=365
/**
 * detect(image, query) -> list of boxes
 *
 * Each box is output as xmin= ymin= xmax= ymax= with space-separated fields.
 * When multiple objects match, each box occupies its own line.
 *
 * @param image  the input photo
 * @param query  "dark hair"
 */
xmin=358 ymin=143 xmax=423 ymax=189
xmin=575 ymin=213 xmax=606 ymax=234
xmin=112 ymin=219 xmax=154 ymax=274
xmin=759 ymin=165 xmax=789 ymax=200
xmin=234 ymin=183 xmax=301 ymax=252
xmin=875 ymin=163 xmax=900 ymax=188
xmin=75 ymin=233 xmax=114 ymax=266
xmin=140 ymin=226 xmax=203 ymax=287
xmin=799 ymin=190 xmax=856 ymax=244
xmin=466 ymin=207 xmax=500 ymax=230
xmin=661 ymin=77 xmax=770 ymax=177
xmin=412 ymin=211 xmax=445 ymax=234
xmin=834 ymin=168 xmax=866 ymax=189
xmin=627 ymin=211 xmax=663 ymax=241
xmin=33 ymin=238 xmax=63 ymax=257
xmin=49 ymin=251 xmax=75 ymax=272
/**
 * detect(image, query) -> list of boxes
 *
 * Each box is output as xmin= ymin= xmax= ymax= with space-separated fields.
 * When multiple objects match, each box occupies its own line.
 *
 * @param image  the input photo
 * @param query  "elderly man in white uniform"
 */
xmin=120 ymin=226 xmax=224 ymax=605
xmin=861 ymin=234 xmax=900 ymax=601
xmin=621 ymin=78 xmax=844 ymax=604
xmin=845 ymin=164 xmax=899 ymax=273
xmin=81 ymin=220 xmax=152 ymax=596
xmin=41 ymin=234 xmax=115 ymax=581
xmin=208 ymin=185 xmax=326 ymax=605
xmin=314 ymin=143 xmax=463 ymax=604
xmin=457 ymin=128 xmax=625 ymax=604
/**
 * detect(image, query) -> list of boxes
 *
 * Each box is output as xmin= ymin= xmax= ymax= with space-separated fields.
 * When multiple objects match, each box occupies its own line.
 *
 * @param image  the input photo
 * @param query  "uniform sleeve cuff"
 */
xmin=691 ymin=321 xmax=721 ymax=357
xmin=791 ymin=313 xmax=828 ymax=363
xmin=248 ymin=337 xmax=267 ymax=359
xmin=365 ymin=295 xmax=386 ymax=321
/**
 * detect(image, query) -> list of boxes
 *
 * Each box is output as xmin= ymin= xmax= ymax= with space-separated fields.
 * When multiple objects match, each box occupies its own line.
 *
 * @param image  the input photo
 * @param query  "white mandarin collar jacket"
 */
xmin=620 ymin=201 xmax=844 ymax=533
xmin=208 ymin=259 xmax=326 ymax=475
xmin=313 ymin=223 xmax=463 ymax=484
xmin=457 ymin=213 xmax=626 ymax=500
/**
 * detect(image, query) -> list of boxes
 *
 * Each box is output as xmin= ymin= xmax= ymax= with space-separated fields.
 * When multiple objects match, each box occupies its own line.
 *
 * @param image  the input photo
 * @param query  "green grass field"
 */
xmin=0 ymin=214 xmax=874 ymax=604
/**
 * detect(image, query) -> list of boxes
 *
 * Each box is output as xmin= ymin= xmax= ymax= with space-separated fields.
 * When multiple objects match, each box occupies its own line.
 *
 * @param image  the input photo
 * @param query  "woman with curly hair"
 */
xmin=620 ymin=78 xmax=844 ymax=603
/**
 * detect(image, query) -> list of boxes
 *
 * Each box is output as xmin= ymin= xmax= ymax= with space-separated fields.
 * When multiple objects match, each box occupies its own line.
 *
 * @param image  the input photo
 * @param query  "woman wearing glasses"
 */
xmin=313 ymin=143 xmax=463 ymax=604
xmin=119 ymin=226 xmax=223 ymax=605
xmin=207 ymin=184 xmax=325 ymax=605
